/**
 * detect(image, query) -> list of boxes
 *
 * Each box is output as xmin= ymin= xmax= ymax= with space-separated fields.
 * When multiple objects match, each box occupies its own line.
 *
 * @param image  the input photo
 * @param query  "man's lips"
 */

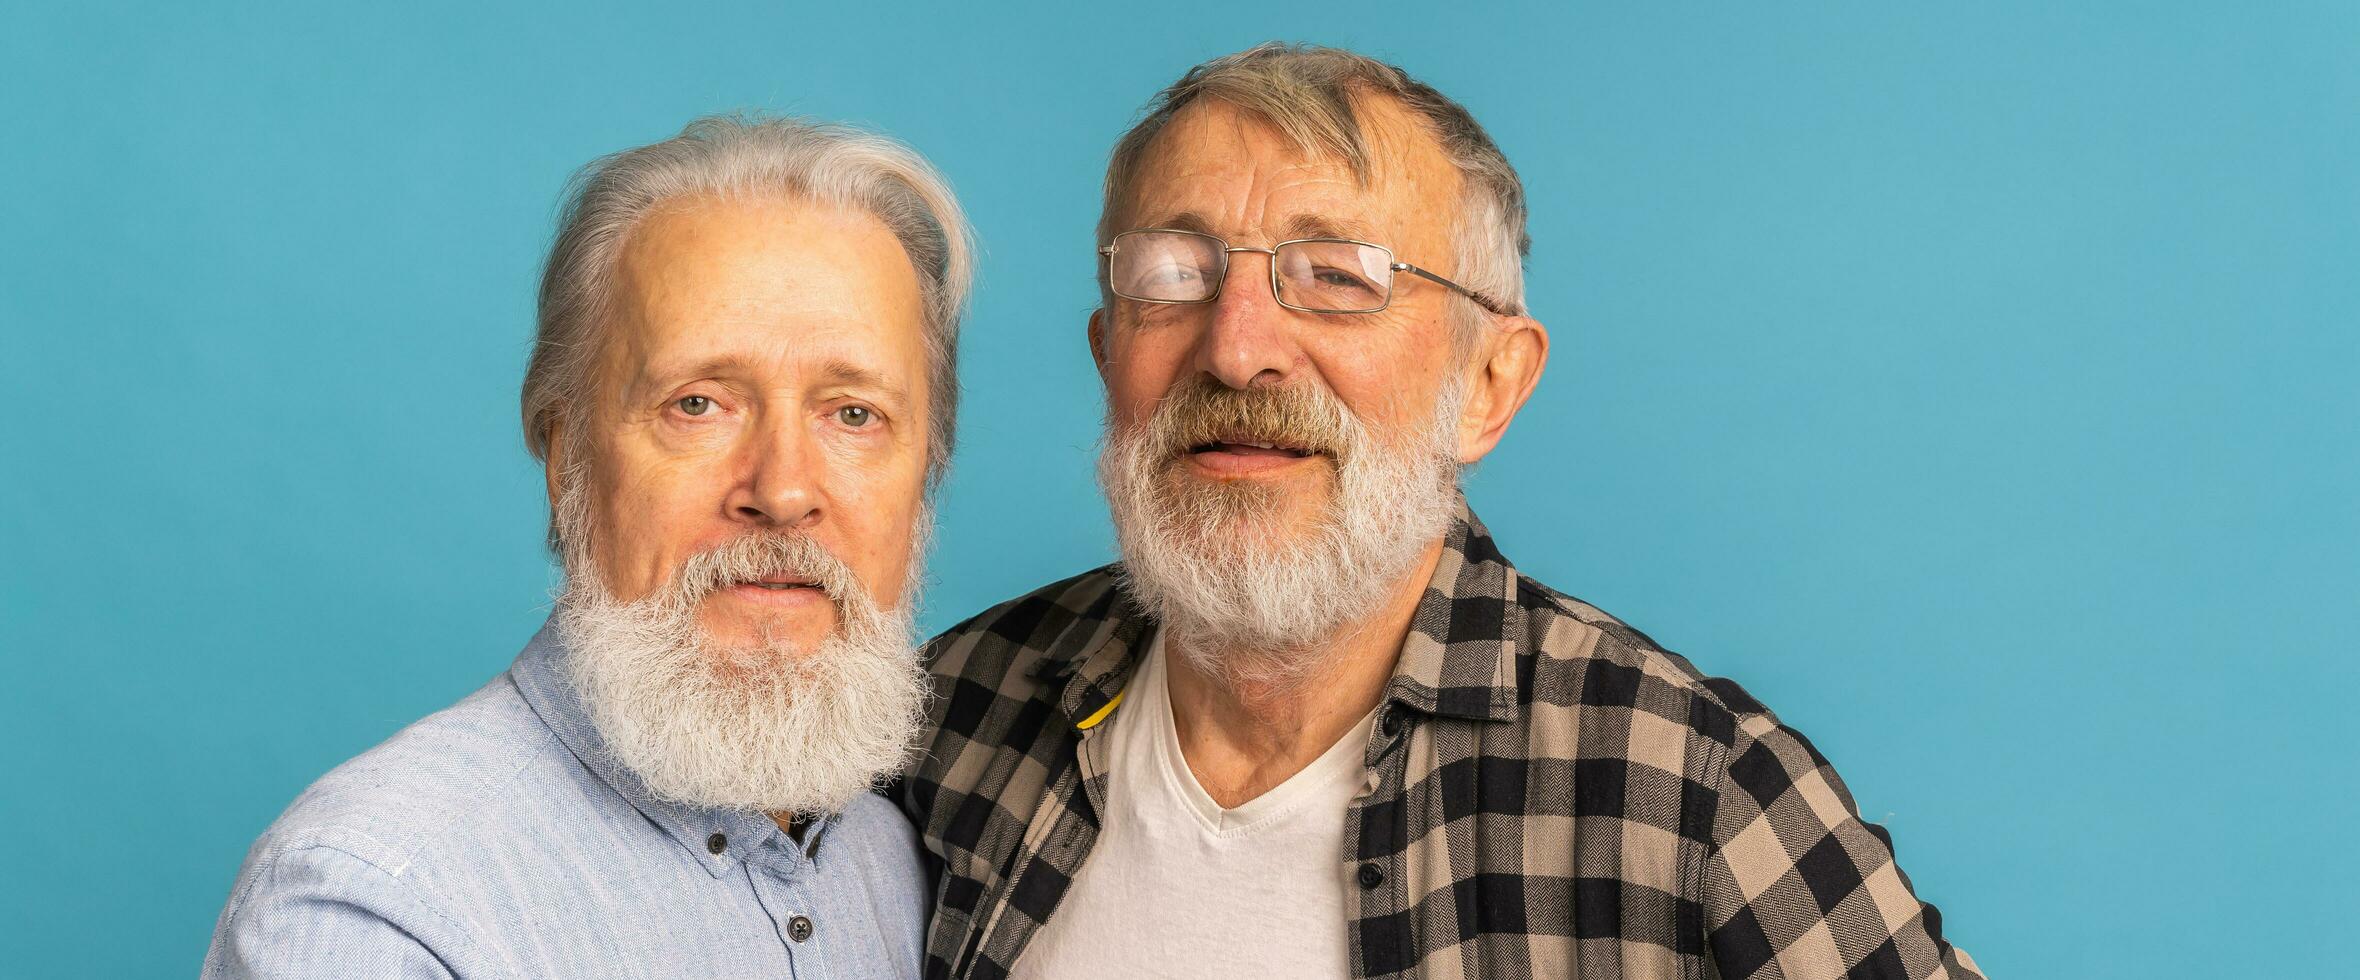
xmin=1188 ymin=440 xmax=1316 ymax=458
xmin=1184 ymin=440 xmax=1328 ymax=476
xmin=719 ymin=575 xmax=827 ymax=605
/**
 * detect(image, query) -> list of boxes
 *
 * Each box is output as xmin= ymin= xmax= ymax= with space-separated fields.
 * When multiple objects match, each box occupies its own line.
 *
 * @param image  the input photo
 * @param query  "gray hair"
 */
xmin=523 ymin=114 xmax=974 ymax=512
xmin=1099 ymin=43 xmax=1529 ymax=348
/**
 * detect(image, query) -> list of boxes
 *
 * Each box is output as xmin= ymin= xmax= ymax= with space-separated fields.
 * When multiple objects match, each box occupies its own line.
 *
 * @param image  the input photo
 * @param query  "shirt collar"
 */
xmin=1384 ymin=500 xmax=1525 ymax=724
xmin=1029 ymin=499 xmax=1526 ymax=731
xmin=509 ymin=618 xmax=830 ymax=880
xmin=1022 ymin=575 xmax=1147 ymax=732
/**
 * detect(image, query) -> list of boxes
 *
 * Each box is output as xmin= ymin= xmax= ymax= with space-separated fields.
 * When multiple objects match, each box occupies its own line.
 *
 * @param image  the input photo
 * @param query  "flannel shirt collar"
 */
xmin=1026 ymin=498 xmax=1524 ymax=730
xmin=1022 ymin=578 xmax=1147 ymax=732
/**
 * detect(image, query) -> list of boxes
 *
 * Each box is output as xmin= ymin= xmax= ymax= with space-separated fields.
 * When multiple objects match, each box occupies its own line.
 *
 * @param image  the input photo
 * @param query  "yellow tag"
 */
xmin=1074 ymin=690 xmax=1126 ymax=731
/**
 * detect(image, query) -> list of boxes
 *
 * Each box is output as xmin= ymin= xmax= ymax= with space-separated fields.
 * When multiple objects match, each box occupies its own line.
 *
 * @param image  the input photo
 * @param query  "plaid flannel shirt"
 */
xmin=897 ymin=504 xmax=1982 ymax=979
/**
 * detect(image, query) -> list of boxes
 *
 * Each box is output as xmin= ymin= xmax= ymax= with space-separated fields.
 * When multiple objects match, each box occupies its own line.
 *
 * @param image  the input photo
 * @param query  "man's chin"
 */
xmin=695 ymin=601 xmax=839 ymax=660
xmin=1162 ymin=475 xmax=1332 ymax=538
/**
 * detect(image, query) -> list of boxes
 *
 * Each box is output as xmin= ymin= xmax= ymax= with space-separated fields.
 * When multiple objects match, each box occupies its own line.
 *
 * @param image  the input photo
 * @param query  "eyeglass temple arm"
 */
xmin=1392 ymin=262 xmax=1517 ymax=318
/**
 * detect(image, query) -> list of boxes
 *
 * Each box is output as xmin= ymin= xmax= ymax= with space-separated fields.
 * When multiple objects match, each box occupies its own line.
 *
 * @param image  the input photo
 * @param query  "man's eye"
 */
xmin=677 ymin=396 xmax=713 ymax=417
xmin=1314 ymin=267 xmax=1377 ymax=291
xmin=1137 ymin=258 xmax=1202 ymax=285
xmin=836 ymin=405 xmax=874 ymax=427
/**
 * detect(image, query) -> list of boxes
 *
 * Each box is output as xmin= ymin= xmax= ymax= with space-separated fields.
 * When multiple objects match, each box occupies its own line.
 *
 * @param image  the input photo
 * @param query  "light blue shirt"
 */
xmin=203 ymin=620 xmax=928 ymax=979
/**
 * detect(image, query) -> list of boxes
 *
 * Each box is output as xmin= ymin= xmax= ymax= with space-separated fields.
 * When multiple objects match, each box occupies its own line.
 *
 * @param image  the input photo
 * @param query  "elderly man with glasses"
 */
xmin=898 ymin=45 xmax=1982 ymax=980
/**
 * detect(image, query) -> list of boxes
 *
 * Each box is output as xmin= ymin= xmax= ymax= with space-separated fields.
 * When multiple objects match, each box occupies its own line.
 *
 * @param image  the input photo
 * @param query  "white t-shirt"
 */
xmin=1012 ymin=632 xmax=1379 ymax=979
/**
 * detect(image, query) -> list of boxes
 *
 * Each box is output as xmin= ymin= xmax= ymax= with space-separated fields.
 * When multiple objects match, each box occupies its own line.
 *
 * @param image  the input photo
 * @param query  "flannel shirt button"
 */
xmin=706 ymin=832 xmax=727 ymax=855
xmin=787 ymin=915 xmax=814 ymax=942
xmin=1357 ymin=862 xmax=1385 ymax=890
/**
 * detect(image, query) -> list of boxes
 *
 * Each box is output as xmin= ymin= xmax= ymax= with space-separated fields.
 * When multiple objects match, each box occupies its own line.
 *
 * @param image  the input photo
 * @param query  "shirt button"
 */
xmin=788 ymin=915 xmax=815 ymax=943
xmin=706 ymin=832 xmax=727 ymax=855
xmin=1357 ymin=862 xmax=1385 ymax=890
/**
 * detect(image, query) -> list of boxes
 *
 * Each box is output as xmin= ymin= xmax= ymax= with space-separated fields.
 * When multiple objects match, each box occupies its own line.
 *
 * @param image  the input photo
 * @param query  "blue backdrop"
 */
xmin=4 ymin=3 xmax=2353 ymax=976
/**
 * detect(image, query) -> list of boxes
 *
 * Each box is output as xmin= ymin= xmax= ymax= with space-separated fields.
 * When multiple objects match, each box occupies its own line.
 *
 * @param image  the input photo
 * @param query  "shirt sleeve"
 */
xmin=1701 ymin=715 xmax=1985 ymax=979
xmin=204 ymin=841 xmax=470 ymax=980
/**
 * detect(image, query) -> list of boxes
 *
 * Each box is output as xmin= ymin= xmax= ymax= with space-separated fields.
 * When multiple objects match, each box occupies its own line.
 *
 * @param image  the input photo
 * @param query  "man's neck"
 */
xmin=1163 ymin=539 xmax=1444 ymax=809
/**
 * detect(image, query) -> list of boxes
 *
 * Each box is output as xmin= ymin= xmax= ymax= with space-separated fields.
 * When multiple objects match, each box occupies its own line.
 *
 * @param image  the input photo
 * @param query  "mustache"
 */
xmin=666 ymin=530 xmax=865 ymax=609
xmin=1138 ymin=376 xmax=1354 ymax=462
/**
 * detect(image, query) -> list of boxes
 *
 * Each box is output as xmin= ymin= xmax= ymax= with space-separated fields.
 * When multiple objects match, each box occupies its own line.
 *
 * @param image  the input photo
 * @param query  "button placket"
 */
xmin=740 ymin=834 xmax=830 ymax=972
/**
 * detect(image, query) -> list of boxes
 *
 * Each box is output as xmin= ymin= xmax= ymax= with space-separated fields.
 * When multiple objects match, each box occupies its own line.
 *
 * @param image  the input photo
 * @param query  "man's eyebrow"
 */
xmin=637 ymin=353 xmax=762 ymax=393
xmin=1282 ymin=213 xmax=1374 ymax=242
xmin=1132 ymin=211 xmax=1215 ymax=235
xmin=814 ymin=359 xmax=909 ymax=403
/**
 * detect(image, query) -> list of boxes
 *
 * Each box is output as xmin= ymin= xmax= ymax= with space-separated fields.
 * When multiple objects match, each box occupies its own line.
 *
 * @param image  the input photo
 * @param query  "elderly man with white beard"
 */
xmin=205 ymin=116 xmax=969 ymax=979
xmin=898 ymin=45 xmax=1982 ymax=980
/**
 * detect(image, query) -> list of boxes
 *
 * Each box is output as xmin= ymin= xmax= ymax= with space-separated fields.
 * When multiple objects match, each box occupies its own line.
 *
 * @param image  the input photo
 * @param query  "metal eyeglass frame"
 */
xmin=1098 ymin=228 xmax=1516 ymax=317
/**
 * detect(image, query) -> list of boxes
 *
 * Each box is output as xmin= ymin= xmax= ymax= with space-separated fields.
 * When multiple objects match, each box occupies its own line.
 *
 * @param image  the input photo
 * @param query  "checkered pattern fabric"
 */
xmin=896 ymin=504 xmax=1982 ymax=979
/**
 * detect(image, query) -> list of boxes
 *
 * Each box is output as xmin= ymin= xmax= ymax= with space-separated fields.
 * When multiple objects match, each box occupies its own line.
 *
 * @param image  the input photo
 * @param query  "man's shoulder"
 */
xmin=244 ymin=671 xmax=577 ymax=883
xmin=921 ymin=563 xmax=1130 ymax=696
xmin=1511 ymin=570 xmax=1783 ymax=750
xmin=210 ymin=670 xmax=589 ymax=974
xmin=902 ymin=566 xmax=1132 ymax=815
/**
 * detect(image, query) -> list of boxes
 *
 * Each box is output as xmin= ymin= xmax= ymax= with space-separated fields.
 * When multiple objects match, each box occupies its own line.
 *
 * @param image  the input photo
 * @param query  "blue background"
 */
xmin=4 ymin=3 xmax=2354 ymax=976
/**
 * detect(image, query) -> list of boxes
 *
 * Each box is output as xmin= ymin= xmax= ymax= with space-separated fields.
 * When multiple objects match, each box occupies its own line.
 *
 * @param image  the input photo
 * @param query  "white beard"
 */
xmin=552 ymin=502 xmax=928 ymax=817
xmin=1098 ymin=377 xmax=1464 ymax=687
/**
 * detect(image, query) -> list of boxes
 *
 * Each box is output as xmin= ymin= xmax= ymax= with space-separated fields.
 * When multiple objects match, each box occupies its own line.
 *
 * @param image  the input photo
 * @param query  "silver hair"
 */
xmin=522 ymin=114 xmax=974 ymax=545
xmin=1098 ymin=43 xmax=1529 ymax=351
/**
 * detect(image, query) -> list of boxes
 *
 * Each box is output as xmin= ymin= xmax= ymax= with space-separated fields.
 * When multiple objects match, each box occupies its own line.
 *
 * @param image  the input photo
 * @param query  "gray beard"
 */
xmin=551 ymin=492 xmax=930 ymax=817
xmin=1097 ymin=382 xmax=1465 ymax=687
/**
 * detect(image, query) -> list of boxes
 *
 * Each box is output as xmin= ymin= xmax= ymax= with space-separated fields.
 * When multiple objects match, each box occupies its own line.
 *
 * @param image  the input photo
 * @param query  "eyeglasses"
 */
xmin=1098 ymin=228 xmax=1514 ymax=317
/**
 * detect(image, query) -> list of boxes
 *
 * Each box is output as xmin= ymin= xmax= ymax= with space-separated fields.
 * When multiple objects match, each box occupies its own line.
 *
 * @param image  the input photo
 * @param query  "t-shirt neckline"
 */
xmin=1136 ymin=630 xmax=1380 ymax=837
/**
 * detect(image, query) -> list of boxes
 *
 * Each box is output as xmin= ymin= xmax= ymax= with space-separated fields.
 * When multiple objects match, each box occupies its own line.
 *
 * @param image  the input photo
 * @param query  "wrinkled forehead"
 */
xmin=1115 ymin=93 xmax=1464 ymax=250
xmin=597 ymin=195 xmax=930 ymax=404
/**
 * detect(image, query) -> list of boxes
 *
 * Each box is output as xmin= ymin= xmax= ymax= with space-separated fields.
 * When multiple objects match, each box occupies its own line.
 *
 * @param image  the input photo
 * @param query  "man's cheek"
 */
xmin=600 ymin=477 xmax=702 ymax=592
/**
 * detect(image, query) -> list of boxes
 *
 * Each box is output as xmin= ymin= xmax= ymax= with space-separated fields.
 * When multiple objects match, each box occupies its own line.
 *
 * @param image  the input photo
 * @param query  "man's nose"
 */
xmin=1195 ymin=249 xmax=1301 ymax=390
xmin=723 ymin=417 xmax=822 ymax=529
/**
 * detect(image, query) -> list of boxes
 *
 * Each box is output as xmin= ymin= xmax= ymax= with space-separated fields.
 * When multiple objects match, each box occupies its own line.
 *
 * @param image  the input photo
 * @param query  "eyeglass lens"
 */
xmin=1274 ymin=239 xmax=1393 ymax=313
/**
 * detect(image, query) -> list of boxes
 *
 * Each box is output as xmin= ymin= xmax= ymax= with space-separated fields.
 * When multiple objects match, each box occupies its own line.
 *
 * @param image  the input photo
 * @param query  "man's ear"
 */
xmin=1087 ymin=307 xmax=1110 ymax=381
xmin=1456 ymin=314 xmax=1550 ymax=464
xmin=540 ymin=418 xmax=570 ymax=552
xmin=542 ymin=419 xmax=567 ymax=507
